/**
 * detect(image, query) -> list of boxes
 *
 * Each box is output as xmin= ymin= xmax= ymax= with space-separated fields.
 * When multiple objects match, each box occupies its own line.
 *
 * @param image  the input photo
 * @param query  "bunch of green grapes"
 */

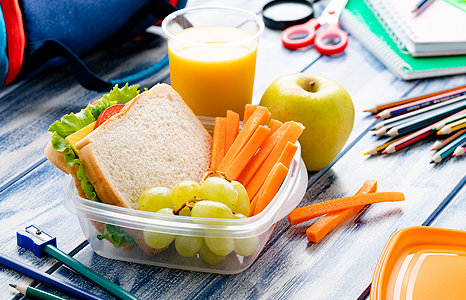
xmin=137 ymin=176 xmax=259 ymax=264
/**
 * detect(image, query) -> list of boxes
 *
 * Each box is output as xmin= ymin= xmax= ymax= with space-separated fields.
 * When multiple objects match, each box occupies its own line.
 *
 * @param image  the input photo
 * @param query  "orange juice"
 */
xmin=168 ymin=26 xmax=258 ymax=118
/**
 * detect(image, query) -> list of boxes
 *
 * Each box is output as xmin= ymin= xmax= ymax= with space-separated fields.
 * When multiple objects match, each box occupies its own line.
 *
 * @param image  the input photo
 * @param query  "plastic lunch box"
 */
xmin=63 ymin=117 xmax=308 ymax=274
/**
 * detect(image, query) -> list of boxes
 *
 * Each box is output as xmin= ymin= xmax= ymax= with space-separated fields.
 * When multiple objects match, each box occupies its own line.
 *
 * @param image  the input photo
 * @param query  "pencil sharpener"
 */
xmin=17 ymin=225 xmax=57 ymax=258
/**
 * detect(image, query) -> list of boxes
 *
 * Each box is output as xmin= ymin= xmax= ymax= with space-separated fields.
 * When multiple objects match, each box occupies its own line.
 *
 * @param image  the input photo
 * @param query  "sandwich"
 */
xmin=45 ymin=83 xmax=212 ymax=255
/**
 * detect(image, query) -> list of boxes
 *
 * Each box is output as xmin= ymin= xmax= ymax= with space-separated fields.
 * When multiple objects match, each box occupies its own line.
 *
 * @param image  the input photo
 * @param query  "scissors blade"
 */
xmin=318 ymin=0 xmax=349 ymax=25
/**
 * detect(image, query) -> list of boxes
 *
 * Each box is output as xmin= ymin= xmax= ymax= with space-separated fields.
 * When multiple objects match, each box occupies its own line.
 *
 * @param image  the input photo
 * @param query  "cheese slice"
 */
xmin=65 ymin=122 xmax=96 ymax=155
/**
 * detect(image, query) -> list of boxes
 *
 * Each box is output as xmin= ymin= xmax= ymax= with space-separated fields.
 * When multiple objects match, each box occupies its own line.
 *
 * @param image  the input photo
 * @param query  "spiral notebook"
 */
xmin=376 ymin=0 xmax=466 ymax=56
xmin=340 ymin=0 xmax=466 ymax=80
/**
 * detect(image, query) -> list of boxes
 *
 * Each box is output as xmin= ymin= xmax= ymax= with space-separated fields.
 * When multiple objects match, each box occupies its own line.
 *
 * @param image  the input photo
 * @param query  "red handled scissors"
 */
xmin=281 ymin=0 xmax=349 ymax=55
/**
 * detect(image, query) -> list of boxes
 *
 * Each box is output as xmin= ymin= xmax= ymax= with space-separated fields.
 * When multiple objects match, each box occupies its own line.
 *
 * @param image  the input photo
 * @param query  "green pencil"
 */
xmin=10 ymin=283 xmax=66 ymax=300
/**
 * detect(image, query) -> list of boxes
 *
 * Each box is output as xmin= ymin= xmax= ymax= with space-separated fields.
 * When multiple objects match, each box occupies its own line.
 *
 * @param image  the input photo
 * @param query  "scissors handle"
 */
xmin=314 ymin=23 xmax=348 ymax=55
xmin=281 ymin=19 xmax=321 ymax=50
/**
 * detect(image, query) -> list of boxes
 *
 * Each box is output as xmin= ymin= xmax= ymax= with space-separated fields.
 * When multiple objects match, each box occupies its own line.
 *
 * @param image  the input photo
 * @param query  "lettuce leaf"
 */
xmin=97 ymin=224 xmax=137 ymax=249
xmin=76 ymin=163 xmax=100 ymax=202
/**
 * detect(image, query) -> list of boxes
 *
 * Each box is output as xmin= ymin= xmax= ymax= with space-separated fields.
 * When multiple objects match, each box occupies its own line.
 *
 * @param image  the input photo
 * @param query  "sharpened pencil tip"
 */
xmin=374 ymin=115 xmax=380 ymax=119
xmin=381 ymin=150 xmax=387 ymax=154
xmin=437 ymin=131 xmax=442 ymax=135
xmin=430 ymin=161 xmax=435 ymax=164
xmin=412 ymin=7 xmax=418 ymax=12
xmin=430 ymin=148 xmax=435 ymax=151
xmin=452 ymin=153 xmax=456 ymax=157
xmin=9 ymin=284 xmax=16 ymax=288
xmin=363 ymin=110 xmax=367 ymax=112
xmin=363 ymin=152 xmax=369 ymax=155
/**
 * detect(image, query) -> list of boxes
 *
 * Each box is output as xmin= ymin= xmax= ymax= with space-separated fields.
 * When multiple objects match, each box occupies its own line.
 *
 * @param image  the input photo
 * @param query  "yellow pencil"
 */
xmin=438 ymin=122 xmax=466 ymax=135
xmin=364 ymin=135 xmax=407 ymax=155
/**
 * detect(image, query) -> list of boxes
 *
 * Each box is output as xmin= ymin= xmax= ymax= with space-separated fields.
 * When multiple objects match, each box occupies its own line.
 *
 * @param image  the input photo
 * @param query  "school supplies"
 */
xmin=380 ymin=0 xmax=466 ymax=56
xmin=364 ymin=134 xmax=408 ymax=155
xmin=452 ymin=143 xmax=466 ymax=156
xmin=382 ymin=119 xmax=436 ymax=154
xmin=431 ymin=132 xmax=466 ymax=163
xmin=340 ymin=0 xmax=466 ymax=80
xmin=17 ymin=225 xmax=140 ymax=300
xmin=431 ymin=129 xmax=466 ymax=150
xmin=0 ymin=253 xmax=105 ymax=300
xmin=375 ymin=89 xmax=466 ymax=119
xmin=280 ymin=0 xmax=348 ymax=54
xmin=364 ymin=84 xmax=466 ymax=114
xmin=385 ymin=101 xmax=466 ymax=136
xmin=10 ymin=283 xmax=66 ymax=300
xmin=412 ymin=0 xmax=435 ymax=13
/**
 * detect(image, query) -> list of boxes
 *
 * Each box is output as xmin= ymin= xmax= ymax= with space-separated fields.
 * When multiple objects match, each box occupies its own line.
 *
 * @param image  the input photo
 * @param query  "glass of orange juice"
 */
xmin=162 ymin=6 xmax=264 ymax=118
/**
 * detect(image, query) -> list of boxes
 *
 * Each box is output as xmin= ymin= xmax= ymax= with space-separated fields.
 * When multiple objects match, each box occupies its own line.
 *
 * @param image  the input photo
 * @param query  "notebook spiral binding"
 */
xmin=340 ymin=9 xmax=412 ymax=75
xmin=362 ymin=0 xmax=409 ymax=53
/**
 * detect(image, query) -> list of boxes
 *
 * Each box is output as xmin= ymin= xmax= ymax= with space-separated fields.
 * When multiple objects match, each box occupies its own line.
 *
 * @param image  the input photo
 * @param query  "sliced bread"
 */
xmin=76 ymin=83 xmax=212 ymax=210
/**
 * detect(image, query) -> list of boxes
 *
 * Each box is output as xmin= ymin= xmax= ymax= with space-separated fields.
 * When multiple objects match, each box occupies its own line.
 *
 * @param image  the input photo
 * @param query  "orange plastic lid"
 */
xmin=371 ymin=226 xmax=466 ymax=300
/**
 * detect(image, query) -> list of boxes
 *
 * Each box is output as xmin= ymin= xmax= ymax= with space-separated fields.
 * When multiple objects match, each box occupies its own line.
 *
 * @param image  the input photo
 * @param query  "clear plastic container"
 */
xmin=63 ymin=118 xmax=308 ymax=274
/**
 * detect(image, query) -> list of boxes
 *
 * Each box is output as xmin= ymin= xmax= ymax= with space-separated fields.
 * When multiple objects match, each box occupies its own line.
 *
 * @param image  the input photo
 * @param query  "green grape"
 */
xmin=178 ymin=207 xmax=191 ymax=216
xmin=143 ymin=208 xmax=176 ymax=249
xmin=171 ymin=180 xmax=201 ymax=209
xmin=138 ymin=187 xmax=173 ymax=212
xmin=231 ymin=181 xmax=251 ymax=217
xmin=175 ymin=235 xmax=203 ymax=257
xmin=205 ymin=236 xmax=234 ymax=256
xmin=233 ymin=213 xmax=259 ymax=256
xmin=201 ymin=177 xmax=238 ymax=209
xmin=191 ymin=201 xmax=233 ymax=219
xmin=199 ymin=241 xmax=227 ymax=265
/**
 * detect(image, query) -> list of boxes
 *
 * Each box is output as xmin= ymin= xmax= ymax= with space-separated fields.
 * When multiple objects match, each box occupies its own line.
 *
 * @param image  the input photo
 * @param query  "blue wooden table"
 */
xmin=2 ymin=1 xmax=466 ymax=299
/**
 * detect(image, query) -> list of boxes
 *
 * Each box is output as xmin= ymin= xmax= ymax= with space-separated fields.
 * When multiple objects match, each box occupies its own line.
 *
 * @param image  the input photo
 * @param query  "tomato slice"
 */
xmin=95 ymin=104 xmax=125 ymax=129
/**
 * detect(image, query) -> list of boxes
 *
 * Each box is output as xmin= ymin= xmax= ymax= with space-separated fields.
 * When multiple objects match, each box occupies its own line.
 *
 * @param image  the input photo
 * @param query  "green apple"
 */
xmin=260 ymin=73 xmax=354 ymax=171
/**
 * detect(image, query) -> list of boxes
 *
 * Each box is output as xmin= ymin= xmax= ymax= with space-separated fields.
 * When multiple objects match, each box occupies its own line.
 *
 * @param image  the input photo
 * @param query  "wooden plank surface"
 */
xmin=0 ymin=162 xmax=88 ymax=299
xmin=2 ymin=1 xmax=466 ymax=300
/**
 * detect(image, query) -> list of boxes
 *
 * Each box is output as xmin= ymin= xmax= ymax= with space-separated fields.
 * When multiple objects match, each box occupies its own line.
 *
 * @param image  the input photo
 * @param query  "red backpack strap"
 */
xmin=0 ymin=0 xmax=25 ymax=85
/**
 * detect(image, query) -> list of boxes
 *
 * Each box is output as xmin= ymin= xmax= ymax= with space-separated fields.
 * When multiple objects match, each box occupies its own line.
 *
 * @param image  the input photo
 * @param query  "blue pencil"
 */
xmin=412 ymin=0 xmax=435 ymax=13
xmin=431 ymin=132 xmax=466 ymax=163
xmin=0 ymin=253 xmax=106 ymax=300
xmin=385 ymin=101 xmax=466 ymax=136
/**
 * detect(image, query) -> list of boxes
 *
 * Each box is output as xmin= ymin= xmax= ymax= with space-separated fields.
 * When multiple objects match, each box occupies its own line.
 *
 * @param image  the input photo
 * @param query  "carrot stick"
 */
xmin=210 ymin=117 xmax=227 ymax=171
xmin=287 ymin=192 xmax=404 ymax=226
xmin=243 ymin=104 xmax=256 ymax=125
xmin=268 ymin=119 xmax=283 ymax=136
xmin=250 ymin=194 xmax=259 ymax=211
xmin=245 ymin=121 xmax=304 ymax=199
xmin=217 ymin=106 xmax=271 ymax=172
xmin=278 ymin=141 xmax=298 ymax=168
xmin=306 ymin=180 xmax=377 ymax=243
xmin=224 ymin=126 xmax=271 ymax=181
xmin=237 ymin=123 xmax=290 ymax=186
xmin=252 ymin=163 xmax=289 ymax=216
xmin=249 ymin=143 xmax=296 ymax=211
xmin=225 ymin=110 xmax=240 ymax=153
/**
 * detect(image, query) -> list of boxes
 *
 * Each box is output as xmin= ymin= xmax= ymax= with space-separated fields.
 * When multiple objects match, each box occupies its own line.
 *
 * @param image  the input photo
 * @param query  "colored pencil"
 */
xmin=375 ymin=87 xmax=466 ymax=119
xmin=383 ymin=124 xmax=435 ymax=154
xmin=363 ymin=84 xmax=466 ymax=114
xmin=431 ymin=129 xmax=466 ymax=151
xmin=412 ymin=0 xmax=434 ymax=13
xmin=431 ymin=132 xmax=466 ymax=163
xmin=432 ymin=108 xmax=466 ymax=130
xmin=386 ymin=101 xmax=466 ymax=136
xmin=438 ymin=122 xmax=466 ymax=135
xmin=452 ymin=145 xmax=466 ymax=157
xmin=0 ymin=253 xmax=105 ymax=300
xmin=364 ymin=134 xmax=408 ymax=155
xmin=452 ymin=141 xmax=466 ymax=156
xmin=10 ymin=283 xmax=66 ymax=300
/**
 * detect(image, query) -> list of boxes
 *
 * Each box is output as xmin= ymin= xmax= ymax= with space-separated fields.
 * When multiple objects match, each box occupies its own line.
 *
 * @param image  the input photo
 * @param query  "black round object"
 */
xmin=262 ymin=0 xmax=314 ymax=30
